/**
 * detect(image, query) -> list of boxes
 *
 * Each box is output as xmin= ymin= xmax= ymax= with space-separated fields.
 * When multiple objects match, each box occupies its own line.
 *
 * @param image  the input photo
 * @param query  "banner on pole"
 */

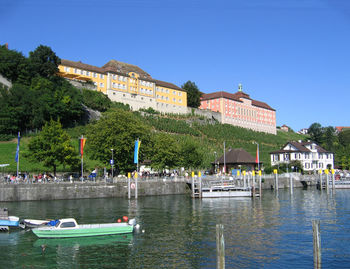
xmin=134 ymin=139 xmax=141 ymax=164
xmin=15 ymin=132 xmax=20 ymax=162
xmin=79 ymin=138 xmax=87 ymax=158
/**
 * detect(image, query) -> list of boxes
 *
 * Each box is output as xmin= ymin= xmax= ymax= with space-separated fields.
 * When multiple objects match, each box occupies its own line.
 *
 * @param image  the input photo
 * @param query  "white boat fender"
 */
xmin=128 ymin=218 xmax=136 ymax=226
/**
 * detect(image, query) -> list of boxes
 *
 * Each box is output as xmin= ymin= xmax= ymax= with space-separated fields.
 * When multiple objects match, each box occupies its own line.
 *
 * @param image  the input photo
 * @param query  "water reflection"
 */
xmin=34 ymin=233 xmax=133 ymax=248
xmin=1 ymin=189 xmax=350 ymax=268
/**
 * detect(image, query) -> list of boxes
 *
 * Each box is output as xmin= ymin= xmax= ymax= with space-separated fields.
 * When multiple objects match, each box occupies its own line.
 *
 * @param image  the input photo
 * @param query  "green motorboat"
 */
xmin=32 ymin=218 xmax=136 ymax=238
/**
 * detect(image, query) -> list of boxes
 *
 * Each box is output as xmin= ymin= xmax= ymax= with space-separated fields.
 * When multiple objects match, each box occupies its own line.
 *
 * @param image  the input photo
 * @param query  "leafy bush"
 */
xmin=81 ymin=89 xmax=112 ymax=112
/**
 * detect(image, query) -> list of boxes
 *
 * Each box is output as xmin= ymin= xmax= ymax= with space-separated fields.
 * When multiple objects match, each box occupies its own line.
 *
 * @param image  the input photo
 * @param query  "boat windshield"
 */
xmin=55 ymin=221 xmax=61 ymax=227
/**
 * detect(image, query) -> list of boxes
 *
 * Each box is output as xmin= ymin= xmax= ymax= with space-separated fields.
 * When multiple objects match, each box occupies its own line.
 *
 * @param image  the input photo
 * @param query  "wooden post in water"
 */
xmin=191 ymin=171 xmax=195 ymax=198
xmin=319 ymin=170 xmax=323 ymax=190
xmin=243 ymin=171 xmax=246 ymax=189
xmin=289 ymin=172 xmax=293 ymax=195
xmin=259 ymin=170 xmax=262 ymax=198
xmin=252 ymin=171 xmax=256 ymax=197
xmin=312 ymin=220 xmax=321 ymax=269
xmin=198 ymin=171 xmax=202 ymax=198
xmin=128 ymin=172 xmax=131 ymax=199
xmin=273 ymin=169 xmax=278 ymax=190
xmin=331 ymin=169 xmax=335 ymax=190
xmin=325 ymin=169 xmax=329 ymax=192
xmin=135 ymin=172 xmax=138 ymax=199
xmin=216 ymin=224 xmax=225 ymax=269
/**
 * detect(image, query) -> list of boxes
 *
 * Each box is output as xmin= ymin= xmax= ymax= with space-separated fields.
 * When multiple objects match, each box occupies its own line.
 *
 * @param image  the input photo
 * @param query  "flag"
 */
xmin=79 ymin=138 xmax=87 ymax=158
xmin=15 ymin=132 xmax=20 ymax=162
xmin=134 ymin=139 xmax=141 ymax=164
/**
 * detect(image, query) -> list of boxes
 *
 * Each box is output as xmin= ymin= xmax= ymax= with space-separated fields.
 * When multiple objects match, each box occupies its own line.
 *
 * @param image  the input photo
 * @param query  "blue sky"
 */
xmin=1 ymin=0 xmax=349 ymax=131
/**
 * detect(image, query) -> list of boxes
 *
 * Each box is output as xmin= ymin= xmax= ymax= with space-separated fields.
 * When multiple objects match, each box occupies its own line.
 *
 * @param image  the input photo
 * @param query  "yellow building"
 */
xmin=58 ymin=59 xmax=187 ymax=114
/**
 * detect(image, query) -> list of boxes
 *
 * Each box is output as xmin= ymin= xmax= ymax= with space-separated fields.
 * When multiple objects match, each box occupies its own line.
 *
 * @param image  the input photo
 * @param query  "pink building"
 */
xmin=200 ymin=87 xmax=276 ymax=134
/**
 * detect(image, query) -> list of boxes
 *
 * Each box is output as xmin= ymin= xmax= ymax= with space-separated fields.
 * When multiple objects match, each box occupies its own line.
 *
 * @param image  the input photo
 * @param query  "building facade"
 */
xmin=199 ymin=85 xmax=276 ymax=134
xmin=58 ymin=59 xmax=187 ymax=114
xmin=270 ymin=141 xmax=334 ymax=172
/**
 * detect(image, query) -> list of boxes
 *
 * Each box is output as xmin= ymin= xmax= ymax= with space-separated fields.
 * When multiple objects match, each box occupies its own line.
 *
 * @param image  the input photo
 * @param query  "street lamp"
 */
xmin=111 ymin=149 xmax=114 ymax=179
xmin=214 ymin=151 xmax=217 ymax=174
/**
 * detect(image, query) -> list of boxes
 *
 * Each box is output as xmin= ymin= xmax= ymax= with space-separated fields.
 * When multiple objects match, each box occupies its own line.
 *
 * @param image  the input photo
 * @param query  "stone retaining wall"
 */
xmin=0 ymin=177 xmax=312 ymax=202
xmin=0 ymin=180 xmax=190 ymax=202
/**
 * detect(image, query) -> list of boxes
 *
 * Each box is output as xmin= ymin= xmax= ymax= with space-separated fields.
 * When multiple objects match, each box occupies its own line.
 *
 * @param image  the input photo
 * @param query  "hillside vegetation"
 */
xmin=0 ymin=110 xmax=305 ymax=174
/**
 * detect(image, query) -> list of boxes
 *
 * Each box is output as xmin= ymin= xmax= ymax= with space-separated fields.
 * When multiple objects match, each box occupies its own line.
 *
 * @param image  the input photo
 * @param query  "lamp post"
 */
xmin=214 ymin=151 xmax=217 ymax=174
xmin=111 ymin=149 xmax=114 ymax=179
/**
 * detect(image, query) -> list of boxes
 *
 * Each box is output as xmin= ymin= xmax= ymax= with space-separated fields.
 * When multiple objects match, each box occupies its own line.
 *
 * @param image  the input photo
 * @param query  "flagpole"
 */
xmin=81 ymin=135 xmax=84 ymax=181
xmin=137 ymin=138 xmax=139 ymax=173
xmin=16 ymin=132 xmax=20 ymax=178
xmin=223 ymin=141 xmax=226 ymax=175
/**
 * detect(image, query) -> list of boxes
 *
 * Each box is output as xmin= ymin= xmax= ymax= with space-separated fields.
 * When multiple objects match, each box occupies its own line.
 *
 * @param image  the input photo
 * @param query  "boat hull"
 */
xmin=0 ymin=216 xmax=19 ymax=227
xmin=32 ymin=224 xmax=134 ymax=238
xmin=202 ymin=190 xmax=252 ymax=198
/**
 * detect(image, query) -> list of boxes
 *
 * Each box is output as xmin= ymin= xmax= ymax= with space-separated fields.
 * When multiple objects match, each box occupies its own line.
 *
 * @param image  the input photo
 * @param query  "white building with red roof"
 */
xmin=270 ymin=140 xmax=334 ymax=172
xmin=199 ymin=84 xmax=276 ymax=134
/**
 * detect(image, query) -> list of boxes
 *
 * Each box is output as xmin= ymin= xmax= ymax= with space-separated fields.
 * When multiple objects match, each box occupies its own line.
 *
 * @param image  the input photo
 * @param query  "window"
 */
xmin=100 ymin=74 xmax=104 ymax=79
xmin=60 ymin=222 xmax=76 ymax=228
xmin=100 ymin=83 xmax=104 ymax=88
xmin=113 ymin=75 xmax=117 ymax=80
xmin=74 ymin=69 xmax=78 ymax=74
xmin=178 ymin=92 xmax=182 ymax=96
xmin=64 ymin=67 xmax=70 ymax=72
xmin=93 ymin=73 xmax=97 ymax=78
xmin=173 ymin=98 xmax=176 ymax=102
xmin=173 ymin=91 xmax=176 ymax=95
xmin=86 ymin=71 xmax=90 ymax=76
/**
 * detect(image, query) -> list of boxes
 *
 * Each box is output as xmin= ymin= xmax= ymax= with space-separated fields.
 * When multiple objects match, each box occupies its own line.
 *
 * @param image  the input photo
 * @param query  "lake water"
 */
xmin=1 ymin=188 xmax=350 ymax=268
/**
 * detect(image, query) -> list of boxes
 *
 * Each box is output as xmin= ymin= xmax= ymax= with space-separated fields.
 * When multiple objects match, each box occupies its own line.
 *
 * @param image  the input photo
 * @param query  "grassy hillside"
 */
xmin=0 ymin=112 xmax=306 ymax=174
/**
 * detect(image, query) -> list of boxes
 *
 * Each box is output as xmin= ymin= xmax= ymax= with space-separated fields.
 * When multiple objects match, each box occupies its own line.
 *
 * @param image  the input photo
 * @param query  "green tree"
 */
xmin=179 ymin=140 xmax=203 ymax=169
xmin=0 ymin=45 xmax=30 ymax=83
xmin=26 ymin=119 xmax=79 ymax=175
xmin=338 ymin=129 xmax=350 ymax=147
xmin=29 ymin=77 xmax=84 ymax=129
xmin=182 ymin=80 xmax=202 ymax=108
xmin=321 ymin=126 xmax=336 ymax=151
xmin=86 ymin=109 xmax=153 ymax=173
xmin=308 ymin=122 xmax=323 ymax=144
xmin=28 ymin=45 xmax=61 ymax=78
xmin=150 ymin=133 xmax=180 ymax=170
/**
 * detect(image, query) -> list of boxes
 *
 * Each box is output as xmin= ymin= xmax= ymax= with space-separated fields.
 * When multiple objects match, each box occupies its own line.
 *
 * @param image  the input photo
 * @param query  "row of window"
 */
xmin=66 ymin=67 xmax=105 ymax=79
xmin=112 ymin=83 xmax=126 ymax=90
xmin=93 ymin=82 xmax=105 ymax=88
xmin=273 ymin=153 xmax=333 ymax=161
xmin=156 ymin=87 xmax=182 ymax=96
xmin=140 ymin=80 xmax=153 ymax=88
xmin=156 ymin=95 xmax=182 ymax=103
xmin=140 ymin=88 xmax=153 ymax=95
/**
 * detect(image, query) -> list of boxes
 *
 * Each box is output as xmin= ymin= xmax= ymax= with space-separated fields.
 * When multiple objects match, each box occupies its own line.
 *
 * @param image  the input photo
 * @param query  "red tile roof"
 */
xmin=201 ymin=91 xmax=275 ymax=111
xmin=61 ymin=59 xmax=105 ymax=74
xmin=154 ymin=79 xmax=185 ymax=92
